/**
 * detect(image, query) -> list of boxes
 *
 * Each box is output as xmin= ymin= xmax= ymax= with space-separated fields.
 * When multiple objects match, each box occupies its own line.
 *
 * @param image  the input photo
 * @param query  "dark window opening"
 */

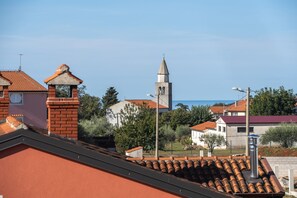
xmin=56 ymin=85 xmax=72 ymax=98
xmin=237 ymin=127 xmax=254 ymax=133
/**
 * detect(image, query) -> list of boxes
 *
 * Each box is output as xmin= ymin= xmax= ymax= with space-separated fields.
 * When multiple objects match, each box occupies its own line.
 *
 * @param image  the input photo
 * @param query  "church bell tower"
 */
xmin=155 ymin=57 xmax=172 ymax=110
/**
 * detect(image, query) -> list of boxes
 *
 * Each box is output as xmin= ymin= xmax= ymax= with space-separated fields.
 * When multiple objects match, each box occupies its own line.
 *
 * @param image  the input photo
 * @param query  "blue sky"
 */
xmin=1 ymin=0 xmax=296 ymax=100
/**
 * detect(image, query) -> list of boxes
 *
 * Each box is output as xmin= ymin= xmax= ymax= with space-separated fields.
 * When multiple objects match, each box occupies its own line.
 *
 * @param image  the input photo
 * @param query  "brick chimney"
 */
xmin=44 ymin=64 xmax=83 ymax=140
xmin=0 ymin=73 xmax=12 ymax=121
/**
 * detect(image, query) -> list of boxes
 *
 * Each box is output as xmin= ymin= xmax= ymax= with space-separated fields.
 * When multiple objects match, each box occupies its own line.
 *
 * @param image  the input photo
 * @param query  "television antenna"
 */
xmin=18 ymin=54 xmax=23 ymax=71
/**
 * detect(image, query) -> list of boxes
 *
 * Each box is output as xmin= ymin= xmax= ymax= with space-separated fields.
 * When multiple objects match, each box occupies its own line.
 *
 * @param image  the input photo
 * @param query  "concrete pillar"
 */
xmin=208 ymin=151 xmax=212 ymax=157
xmin=200 ymin=150 xmax=204 ymax=157
xmin=289 ymin=169 xmax=294 ymax=193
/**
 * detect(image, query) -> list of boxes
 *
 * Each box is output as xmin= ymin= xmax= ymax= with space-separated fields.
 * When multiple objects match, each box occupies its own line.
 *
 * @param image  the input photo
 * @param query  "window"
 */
xmin=218 ymin=126 xmax=221 ymax=132
xmin=223 ymin=127 xmax=226 ymax=132
xmin=232 ymin=112 xmax=238 ymax=116
xmin=237 ymin=127 xmax=254 ymax=133
xmin=9 ymin=93 xmax=23 ymax=104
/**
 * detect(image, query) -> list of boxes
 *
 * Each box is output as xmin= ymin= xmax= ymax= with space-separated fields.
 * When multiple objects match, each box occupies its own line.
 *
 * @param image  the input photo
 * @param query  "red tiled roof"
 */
xmin=220 ymin=115 xmax=297 ymax=124
xmin=127 ymin=156 xmax=285 ymax=196
xmin=0 ymin=73 xmax=12 ymax=85
xmin=126 ymin=100 xmax=168 ymax=109
xmin=0 ymin=71 xmax=47 ymax=91
xmin=0 ymin=116 xmax=27 ymax=135
xmin=191 ymin=121 xmax=216 ymax=131
xmin=227 ymin=100 xmax=246 ymax=112
xmin=125 ymin=146 xmax=143 ymax=153
xmin=209 ymin=106 xmax=226 ymax=114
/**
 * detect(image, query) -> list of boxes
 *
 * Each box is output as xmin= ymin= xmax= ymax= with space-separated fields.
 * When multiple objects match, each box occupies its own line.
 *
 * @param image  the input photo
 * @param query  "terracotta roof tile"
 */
xmin=127 ymin=156 xmax=285 ymax=197
xmin=191 ymin=121 xmax=216 ymax=131
xmin=226 ymin=100 xmax=246 ymax=112
xmin=0 ymin=116 xmax=27 ymax=134
xmin=126 ymin=99 xmax=168 ymax=109
xmin=125 ymin=146 xmax=143 ymax=153
xmin=0 ymin=71 xmax=46 ymax=91
xmin=210 ymin=106 xmax=226 ymax=114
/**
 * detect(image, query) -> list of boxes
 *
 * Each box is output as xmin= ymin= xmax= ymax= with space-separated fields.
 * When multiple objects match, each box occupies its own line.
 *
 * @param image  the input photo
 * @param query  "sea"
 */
xmin=172 ymin=100 xmax=235 ymax=109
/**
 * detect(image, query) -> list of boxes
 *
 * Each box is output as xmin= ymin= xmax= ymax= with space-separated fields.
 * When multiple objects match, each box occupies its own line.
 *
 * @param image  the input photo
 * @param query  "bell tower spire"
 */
xmin=155 ymin=57 xmax=172 ymax=110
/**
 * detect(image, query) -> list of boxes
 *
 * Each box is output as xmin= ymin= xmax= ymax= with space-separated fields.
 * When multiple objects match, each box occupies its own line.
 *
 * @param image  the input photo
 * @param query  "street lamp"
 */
xmin=232 ymin=86 xmax=250 ymax=156
xmin=147 ymin=89 xmax=161 ymax=158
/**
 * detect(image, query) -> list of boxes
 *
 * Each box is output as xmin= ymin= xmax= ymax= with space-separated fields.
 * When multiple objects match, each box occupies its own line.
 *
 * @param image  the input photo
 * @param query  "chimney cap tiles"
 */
xmin=44 ymin=64 xmax=83 ymax=85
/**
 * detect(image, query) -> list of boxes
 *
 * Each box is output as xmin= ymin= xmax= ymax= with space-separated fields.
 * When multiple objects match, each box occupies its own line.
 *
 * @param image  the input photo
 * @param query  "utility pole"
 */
xmin=155 ymin=91 xmax=160 ymax=158
xmin=246 ymin=87 xmax=250 ymax=156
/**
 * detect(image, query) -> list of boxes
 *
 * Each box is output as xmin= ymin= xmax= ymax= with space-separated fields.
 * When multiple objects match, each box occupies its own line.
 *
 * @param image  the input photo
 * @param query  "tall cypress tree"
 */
xmin=102 ymin=87 xmax=119 ymax=115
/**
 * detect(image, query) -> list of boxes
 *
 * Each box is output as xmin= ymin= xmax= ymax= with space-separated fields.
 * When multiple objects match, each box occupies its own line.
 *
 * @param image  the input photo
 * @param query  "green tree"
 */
xmin=114 ymin=104 xmax=157 ymax=154
xmin=250 ymin=86 xmax=296 ymax=116
xmin=78 ymin=85 xmax=102 ymax=120
xmin=79 ymin=115 xmax=115 ymax=137
xmin=175 ymin=103 xmax=189 ymax=111
xmin=189 ymin=105 xmax=213 ymax=126
xmin=159 ymin=125 xmax=176 ymax=149
xmin=169 ymin=108 xmax=191 ymax=130
xmin=180 ymin=136 xmax=193 ymax=150
xmin=175 ymin=125 xmax=191 ymax=141
xmin=102 ymin=87 xmax=119 ymax=115
xmin=200 ymin=133 xmax=226 ymax=153
xmin=260 ymin=123 xmax=297 ymax=148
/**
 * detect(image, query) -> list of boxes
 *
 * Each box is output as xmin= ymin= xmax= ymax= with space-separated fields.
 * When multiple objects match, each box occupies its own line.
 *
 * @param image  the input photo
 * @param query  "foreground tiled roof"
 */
xmin=0 ymin=71 xmax=47 ymax=91
xmin=126 ymin=99 xmax=168 ymax=109
xmin=220 ymin=116 xmax=297 ymax=124
xmin=127 ymin=156 xmax=285 ymax=197
xmin=191 ymin=121 xmax=216 ymax=132
xmin=0 ymin=129 xmax=232 ymax=197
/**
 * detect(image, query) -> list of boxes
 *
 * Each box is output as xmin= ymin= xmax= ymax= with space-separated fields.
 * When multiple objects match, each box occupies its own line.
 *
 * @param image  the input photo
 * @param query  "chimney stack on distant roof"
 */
xmin=0 ymin=73 xmax=12 ymax=121
xmin=44 ymin=64 xmax=83 ymax=140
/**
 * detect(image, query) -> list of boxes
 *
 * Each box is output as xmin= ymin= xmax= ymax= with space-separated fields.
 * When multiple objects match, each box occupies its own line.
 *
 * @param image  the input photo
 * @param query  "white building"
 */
xmin=191 ymin=121 xmax=226 ymax=149
xmin=217 ymin=115 xmax=297 ymax=148
xmin=106 ymin=99 xmax=168 ymax=126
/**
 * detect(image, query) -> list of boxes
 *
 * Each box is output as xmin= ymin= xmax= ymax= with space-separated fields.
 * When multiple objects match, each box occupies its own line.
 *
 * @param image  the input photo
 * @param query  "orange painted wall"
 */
xmin=0 ymin=145 xmax=179 ymax=198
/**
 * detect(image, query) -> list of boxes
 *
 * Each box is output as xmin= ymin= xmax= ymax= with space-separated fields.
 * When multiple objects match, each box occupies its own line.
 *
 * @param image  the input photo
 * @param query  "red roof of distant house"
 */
xmin=227 ymin=100 xmax=246 ymax=112
xmin=125 ymin=146 xmax=143 ymax=153
xmin=220 ymin=116 xmax=297 ymax=124
xmin=209 ymin=106 xmax=226 ymax=114
xmin=0 ymin=71 xmax=47 ymax=91
xmin=126 ymin=100 xmax=168 ymax=109
xmin=191 ymin=121 xmax=216 ymax=131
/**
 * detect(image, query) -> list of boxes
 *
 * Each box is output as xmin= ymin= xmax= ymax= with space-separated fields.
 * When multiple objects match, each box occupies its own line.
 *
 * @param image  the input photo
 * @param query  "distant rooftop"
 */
xmin=0 ymin=70 xmax=47 ymax=92
xmin=220 ymin=116 xmax=297 ymax=124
